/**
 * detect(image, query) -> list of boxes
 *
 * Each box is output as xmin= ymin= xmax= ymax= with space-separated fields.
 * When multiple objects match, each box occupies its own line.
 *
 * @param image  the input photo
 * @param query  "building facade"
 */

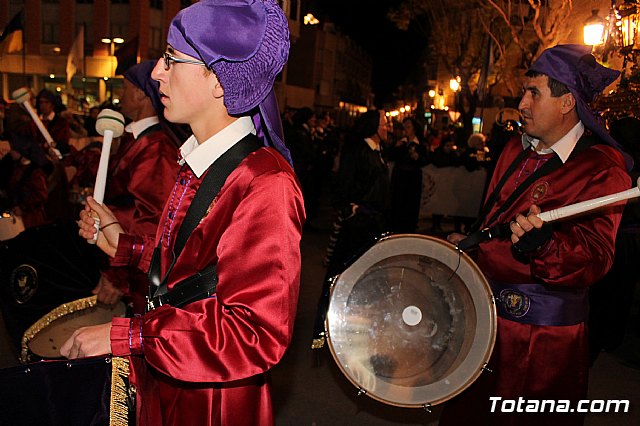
xmin=287 ymin=21 xmax=373 ymax=127
xmin=0 ymin=0 xmax=302 ymax=109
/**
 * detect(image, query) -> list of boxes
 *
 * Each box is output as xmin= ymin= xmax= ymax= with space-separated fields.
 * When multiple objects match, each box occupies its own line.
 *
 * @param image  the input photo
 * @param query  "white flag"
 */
xmin=66 ymin=26 xmax=84 ymax=84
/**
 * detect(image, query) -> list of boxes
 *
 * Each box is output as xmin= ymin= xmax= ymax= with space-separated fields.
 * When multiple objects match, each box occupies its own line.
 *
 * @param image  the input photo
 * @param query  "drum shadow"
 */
xmin=323 ymin=347 xmax=443 ymax=424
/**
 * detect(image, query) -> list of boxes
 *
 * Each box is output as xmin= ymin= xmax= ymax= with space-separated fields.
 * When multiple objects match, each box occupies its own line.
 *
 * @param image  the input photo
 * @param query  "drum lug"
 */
xmin=422 ymin=403 xmax=432 ymax=413
xmin=481 ymin=363 xmax=493 ymax=373
xmin=357 ymin=388 xmax=367 ymax=397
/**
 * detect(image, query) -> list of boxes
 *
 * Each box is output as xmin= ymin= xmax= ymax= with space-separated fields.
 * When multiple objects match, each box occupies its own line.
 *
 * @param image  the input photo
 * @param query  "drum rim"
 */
xmin=326 ymin=233 xmax=497 ymax=408
xmin=21 ymin=295 xmax=126 ymax=363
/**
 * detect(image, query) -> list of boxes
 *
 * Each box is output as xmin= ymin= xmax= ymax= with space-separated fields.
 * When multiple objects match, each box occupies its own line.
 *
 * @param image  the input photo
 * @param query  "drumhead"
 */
xmin=21 ymin=295 xmax=126 ymax=362
xmin=0 ymin=213 xmax=25 ymax=241
xmin=326 ymin=234 xmax=496 ymax=408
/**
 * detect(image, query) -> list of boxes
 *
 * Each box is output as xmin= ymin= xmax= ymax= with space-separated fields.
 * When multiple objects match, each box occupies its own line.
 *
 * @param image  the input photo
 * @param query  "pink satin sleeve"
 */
xmin=136 ymin=170 xmax=303 ymax=382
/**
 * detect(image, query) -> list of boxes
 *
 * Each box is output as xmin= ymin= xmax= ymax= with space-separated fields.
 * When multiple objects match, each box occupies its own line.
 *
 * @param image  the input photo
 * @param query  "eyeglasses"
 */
xmin=162 ymin=52 xmax=207 ymax=70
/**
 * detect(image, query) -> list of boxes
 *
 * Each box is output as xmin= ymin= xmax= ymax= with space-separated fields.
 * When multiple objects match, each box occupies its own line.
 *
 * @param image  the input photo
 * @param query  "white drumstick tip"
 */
xmin=11 ymin=87 xmax=31 ymax=104
xmin=95 ymin=109 xmax=126 ymax=138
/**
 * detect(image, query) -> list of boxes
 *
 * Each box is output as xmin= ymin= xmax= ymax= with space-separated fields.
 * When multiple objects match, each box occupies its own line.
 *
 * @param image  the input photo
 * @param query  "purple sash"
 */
xmin=489 ymin=279 xmax=588 ymax=326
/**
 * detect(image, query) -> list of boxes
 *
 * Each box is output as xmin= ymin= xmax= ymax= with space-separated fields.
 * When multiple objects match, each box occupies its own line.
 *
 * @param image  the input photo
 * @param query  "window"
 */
xmin=42 ymin=22 xmax=58 ymax=44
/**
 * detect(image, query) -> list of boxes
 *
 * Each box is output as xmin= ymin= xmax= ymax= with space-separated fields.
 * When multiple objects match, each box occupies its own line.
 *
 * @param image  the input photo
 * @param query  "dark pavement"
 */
xmin=1 ymin=206 xmax=639 ymax=425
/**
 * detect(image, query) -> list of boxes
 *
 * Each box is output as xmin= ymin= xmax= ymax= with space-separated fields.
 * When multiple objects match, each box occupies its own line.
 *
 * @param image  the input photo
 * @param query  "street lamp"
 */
xmin=449 ymin=77 xmax=461 ymax=124
xmin=101 ymin=37 xmax=125 ymax=77
xmin=619 ymin=3 xmax=639 ymax=48
xmin=449 ymin=77 xmax=460 ymax=92
xmin=303 ymin=13 xmax=320 ymax=25
xmin=101 ymin=37 xmax=124 ymax=100
xmin=584 ymin=9 xmax=606 ymax=46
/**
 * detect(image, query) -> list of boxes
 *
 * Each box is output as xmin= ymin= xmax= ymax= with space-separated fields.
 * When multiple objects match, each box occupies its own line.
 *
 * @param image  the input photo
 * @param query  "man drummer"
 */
xmin=444 ymin=44 xmax=631 ymax=425
xmin=61 ymin=1 xmax=305 ymax=425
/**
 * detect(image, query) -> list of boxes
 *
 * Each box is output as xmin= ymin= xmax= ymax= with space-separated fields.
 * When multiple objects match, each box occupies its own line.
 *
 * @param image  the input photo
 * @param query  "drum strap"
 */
xmin=146 ymin=134 xmax=263 ymax=312
xmin=458 ymin=135 xmax=595 ymax=251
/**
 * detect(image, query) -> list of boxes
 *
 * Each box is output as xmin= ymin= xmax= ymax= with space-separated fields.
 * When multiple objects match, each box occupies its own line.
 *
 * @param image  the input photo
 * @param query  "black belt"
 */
xmin=146 ymin=264 xmax=217 ymax=312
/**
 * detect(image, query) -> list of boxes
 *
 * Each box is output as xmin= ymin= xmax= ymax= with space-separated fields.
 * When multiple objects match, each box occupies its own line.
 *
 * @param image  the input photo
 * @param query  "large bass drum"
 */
xmin=325 ymin=234 xmax=496 ymax=408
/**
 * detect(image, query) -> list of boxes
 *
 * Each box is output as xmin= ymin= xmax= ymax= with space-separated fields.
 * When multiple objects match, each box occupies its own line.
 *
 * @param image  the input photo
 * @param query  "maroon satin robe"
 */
xmin=33 ymin=114 xmax=71 ymax=155
xmin=8 ymin=162 xmax=49 ymax=228
xmin=440 ymin=135 xmax=630 ymax=426
xmin=110 ymin=147 xmax=304 ymax=425
xmin=101 ymin=127 xmax=179 ymax=313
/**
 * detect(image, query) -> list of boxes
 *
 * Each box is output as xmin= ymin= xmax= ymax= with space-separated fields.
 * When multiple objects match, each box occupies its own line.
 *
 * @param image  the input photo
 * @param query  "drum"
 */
xmin=0 ymin=220 xmax=102 ymax=348
xmin=21 ymin=295 xmax=126 ymax=363
xmin=0 ymin=356 xmax=132 ymax=426
xmin=0 ymin=212 xmax=25 ymax=241
xmin=325 ymin=234 xmax=496 ymax=408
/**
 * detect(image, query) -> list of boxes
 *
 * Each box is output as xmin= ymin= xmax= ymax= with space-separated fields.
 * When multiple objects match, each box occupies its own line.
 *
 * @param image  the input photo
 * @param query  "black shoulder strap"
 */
xmin=173 ymin=134 xmax=263 ymax=258
xmin=469 ymin=145 xmax=531 ymax=233
xmin=468 ymin=136 xmax=594 ymax=234
xmin=459 ymin=135 xmax=595 ymax=250
xmin=148 ymin=133 xmax=263 ymax=296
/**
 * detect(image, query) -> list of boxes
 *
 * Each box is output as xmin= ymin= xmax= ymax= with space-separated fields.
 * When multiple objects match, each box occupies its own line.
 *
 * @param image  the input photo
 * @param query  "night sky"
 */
xmin=308 ymin=0 xmax=428 ymax=106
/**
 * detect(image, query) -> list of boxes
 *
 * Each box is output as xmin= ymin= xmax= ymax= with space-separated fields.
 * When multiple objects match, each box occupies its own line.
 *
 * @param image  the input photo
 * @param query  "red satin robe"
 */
xmin=110 ymin=146 xmax=304 ymax=425
xmin=101 ymin=126 xmax=179 ymax=313
xmin=33 ymin=114 xmax=71 ymax=155
xmin=440 ymin=135 xmax=630 ymax=426
xmin=8 ymin=162 xmax=49 ymax=228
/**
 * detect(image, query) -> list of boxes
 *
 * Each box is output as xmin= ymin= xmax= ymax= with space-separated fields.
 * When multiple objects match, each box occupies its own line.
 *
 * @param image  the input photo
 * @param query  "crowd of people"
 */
xmin=283 ymin=105 xmax=521 ymax=236
xmin=0 ymin=89 xmax=77 ymax=229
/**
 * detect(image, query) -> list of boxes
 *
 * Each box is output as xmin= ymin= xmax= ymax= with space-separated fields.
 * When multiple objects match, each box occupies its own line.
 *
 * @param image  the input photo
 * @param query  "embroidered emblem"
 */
xmin=499 ymin=289 xmax=530 ymax=318
xmin=201 ymin=196 xmax=219 ymax=224
xmin=530 ymin=182 xmax=549 ymax=203
xmin=10 ymin=264 xmax=38 ymax=304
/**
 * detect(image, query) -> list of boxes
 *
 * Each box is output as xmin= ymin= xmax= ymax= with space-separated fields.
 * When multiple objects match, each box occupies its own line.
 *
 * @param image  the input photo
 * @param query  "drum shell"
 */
xmin=0 ymin=220 xmax=102 ymax=349
xmin=0 ymin=356 xmax=132 ymax=426
xmin=325 ymin=234 xmax=497 ymax=408
xmin=0 ymin=357 xmax=113 ymax=426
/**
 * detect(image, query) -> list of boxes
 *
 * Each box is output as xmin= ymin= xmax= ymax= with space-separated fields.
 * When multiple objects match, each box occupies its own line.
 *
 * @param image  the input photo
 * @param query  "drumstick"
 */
xmin=89 ymin=109 xmax=125 ymax=244
xmin=10 ymin=87 xmax=60 ymax=158
xmin=538 ymin=177 xmax=640 ymax=222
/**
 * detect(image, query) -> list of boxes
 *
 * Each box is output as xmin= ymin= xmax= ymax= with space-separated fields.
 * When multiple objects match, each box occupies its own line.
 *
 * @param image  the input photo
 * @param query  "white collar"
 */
xmin=124 ymin=116 xmax=160 ymax=139
xmin=522 ymin=121 xmax=584 ymax=163
xmin=364 ymin=137 xmax=380 ymax=151
xmin=179 ymin=116 xmax=256 ymax=178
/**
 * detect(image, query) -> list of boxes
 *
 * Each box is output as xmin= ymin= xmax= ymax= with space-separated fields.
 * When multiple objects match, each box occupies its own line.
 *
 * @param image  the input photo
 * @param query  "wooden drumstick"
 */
xmin=11 ymin=87 xmax=61 ymax=158
xmin=537 ymin=177 xmax=640 ymax=222
xmin=89 ymin=109 xmax=125 ymax=244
